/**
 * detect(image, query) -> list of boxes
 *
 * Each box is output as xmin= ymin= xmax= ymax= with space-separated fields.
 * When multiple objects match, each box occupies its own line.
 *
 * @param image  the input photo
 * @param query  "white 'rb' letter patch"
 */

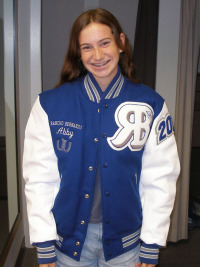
xmin=107 ymin=102 xmax=154 ymax=151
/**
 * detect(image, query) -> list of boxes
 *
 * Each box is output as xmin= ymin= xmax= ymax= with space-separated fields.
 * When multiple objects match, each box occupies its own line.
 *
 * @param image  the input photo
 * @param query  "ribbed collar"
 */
xmin=83 ymin=67 xmax=124 ymax=103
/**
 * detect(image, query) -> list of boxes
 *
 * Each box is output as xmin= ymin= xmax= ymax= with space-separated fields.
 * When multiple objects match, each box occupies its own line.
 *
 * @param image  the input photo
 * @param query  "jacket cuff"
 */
xmin=139 ymin=242 xmax=160 ymax=265
xmin=33 ymin=240 xmax=57 ymax=264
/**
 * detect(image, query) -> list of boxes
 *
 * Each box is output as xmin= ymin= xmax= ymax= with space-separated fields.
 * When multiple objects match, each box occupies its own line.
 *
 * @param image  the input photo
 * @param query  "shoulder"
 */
xmin=39 ymin=78 xmax=83 ymax=110
xmin=124 ymin=78 xmax=165 ymax=117
xmin=126 ymin=79 xmax=164 ymax=101
xmin=40 ymin=78 xmax=82 ymax=98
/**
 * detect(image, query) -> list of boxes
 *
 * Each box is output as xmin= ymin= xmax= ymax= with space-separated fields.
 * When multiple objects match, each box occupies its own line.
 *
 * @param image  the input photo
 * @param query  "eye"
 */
xmin=101 ymin=41 xmax=110 ymax=47
xmin=80 ymin=45 xmax=92 ymax=51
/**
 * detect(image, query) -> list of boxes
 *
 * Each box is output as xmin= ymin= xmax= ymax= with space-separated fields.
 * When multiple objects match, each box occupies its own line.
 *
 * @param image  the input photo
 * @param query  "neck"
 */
xmin=98 ymin=81 xmax=109 ymax=92
xmin=95 ymin=73 xmax=117 ymax=92
xmin=88 ymin=66 xmax=120 ymax=92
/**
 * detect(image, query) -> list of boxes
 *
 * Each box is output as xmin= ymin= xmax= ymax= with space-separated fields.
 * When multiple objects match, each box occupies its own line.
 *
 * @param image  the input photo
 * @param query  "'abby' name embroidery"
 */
xmin=56 ymin=127 xmax=74 ymax=139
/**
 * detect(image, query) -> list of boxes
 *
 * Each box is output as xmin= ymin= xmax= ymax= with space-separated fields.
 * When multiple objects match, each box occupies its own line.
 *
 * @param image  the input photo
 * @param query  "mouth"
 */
xmin=91 ymin=60 xmax=110 ymax=68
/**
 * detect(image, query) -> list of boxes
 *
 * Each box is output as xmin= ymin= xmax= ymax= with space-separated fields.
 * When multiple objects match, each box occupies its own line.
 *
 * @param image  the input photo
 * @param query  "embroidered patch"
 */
xmin=50 ymin=120 xmax=82 ymax=153
xmin=50 ymin=120 xmax=82 ymax=130
xmin=57 ymin=138 xmax=72 ymax=153
xmin=56 ymin=127 xmax=74 ymax=139
xmin=107 ymin=102 xmax=154 ymax=151
xmin=156 ymin=113 xmax=174 ymax=144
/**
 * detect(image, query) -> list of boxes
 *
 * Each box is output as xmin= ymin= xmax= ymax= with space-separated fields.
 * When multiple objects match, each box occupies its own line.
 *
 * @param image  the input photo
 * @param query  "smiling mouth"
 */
xmin=91 ymin=60 xmax=110 ymax=68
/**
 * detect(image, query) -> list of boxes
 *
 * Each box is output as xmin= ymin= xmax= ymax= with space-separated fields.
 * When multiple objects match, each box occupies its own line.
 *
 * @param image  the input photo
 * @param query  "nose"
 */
xmin=93 ymin=47 xmax=103 ymax=60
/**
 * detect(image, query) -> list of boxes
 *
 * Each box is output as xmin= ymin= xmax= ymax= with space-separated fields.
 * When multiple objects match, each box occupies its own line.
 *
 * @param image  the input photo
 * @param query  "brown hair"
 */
xmin=57 ymin=8 xmax=137 ymax=86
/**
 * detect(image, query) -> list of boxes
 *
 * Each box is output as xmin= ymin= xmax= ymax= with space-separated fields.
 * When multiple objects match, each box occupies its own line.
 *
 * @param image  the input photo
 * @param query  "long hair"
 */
xmin=57 ymin=8 xmax=137 ymax=86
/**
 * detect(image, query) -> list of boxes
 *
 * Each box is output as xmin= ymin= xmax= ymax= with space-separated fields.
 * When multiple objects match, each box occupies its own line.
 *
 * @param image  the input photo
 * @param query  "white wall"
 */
xmin=84 ymin=0 xmax=99 ymax=10
xmin=84 ymin=0 xmax=139 ymax=45
xmin=18 ymin=0 xmax=42 ymax=247
xmin=100 ymin=0 xmax=138 ymax=47
xmin=4 ymin=0 xmax=18 ymax=231
xmin=155 ymin=0 xmax=181 ymax=121
xmin=42 ymin=0 xmax=84 ymax=91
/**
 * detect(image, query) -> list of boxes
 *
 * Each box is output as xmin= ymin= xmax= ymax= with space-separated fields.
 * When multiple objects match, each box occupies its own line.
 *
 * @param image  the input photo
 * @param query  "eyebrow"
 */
xmin=80 ymin=37 xmax=112 ymax=47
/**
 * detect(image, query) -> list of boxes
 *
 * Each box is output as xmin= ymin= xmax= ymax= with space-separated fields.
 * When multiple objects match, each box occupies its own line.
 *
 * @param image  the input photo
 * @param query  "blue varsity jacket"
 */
xmin=23 ymin=68 xmax=180 ymax=265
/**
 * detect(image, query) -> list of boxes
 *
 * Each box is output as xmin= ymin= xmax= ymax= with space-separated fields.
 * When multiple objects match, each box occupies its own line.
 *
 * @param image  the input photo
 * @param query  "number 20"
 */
xmin=156 ymin=114 xmax=174 ymax=144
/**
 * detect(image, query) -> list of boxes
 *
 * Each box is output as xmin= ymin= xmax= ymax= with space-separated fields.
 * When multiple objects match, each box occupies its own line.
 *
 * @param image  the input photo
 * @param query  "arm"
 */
xmin=23 ymin=97 xmax=60 ymax=264
xmin=139 ymin=102 xmax=180 ymax=265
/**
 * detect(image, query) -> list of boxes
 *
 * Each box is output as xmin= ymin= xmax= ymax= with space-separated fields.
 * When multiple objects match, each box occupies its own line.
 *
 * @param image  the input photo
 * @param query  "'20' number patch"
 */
xmin=156 ymin=113 xmax=174 ymax=144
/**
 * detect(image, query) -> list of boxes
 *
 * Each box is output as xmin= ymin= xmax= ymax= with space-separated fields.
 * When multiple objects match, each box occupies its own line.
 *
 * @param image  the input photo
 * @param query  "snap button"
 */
xmin=102 ymin=133 xmax=107 ymax=138
xmin=105 ymin=192 xmax=110 ymax=197
xmin=84 ymin=194 xmax=89 ymax=199
xmin=76 ymin=241 xmax=80 ymax=246
xmin=108 ymin=252 xmax=112 ymax=257
xmin=105 ymin=219 xmax=110 ymax=224
xmin=103 ymin=163 xmax=108 ymax=168
xmin=103 ymin=103 xmax=108 ymax=108
xmin=73 ymin=252 xmax=78 ymax=256
xmin=89 ymin=166 xmax=93 ymax=171
xmin=105 ymin=240 xmax=110 ymax=245
xmin=80 ymin=220 xmax=85 ymax=225
xmin=94 ymin=138 xmax=99 ymax=142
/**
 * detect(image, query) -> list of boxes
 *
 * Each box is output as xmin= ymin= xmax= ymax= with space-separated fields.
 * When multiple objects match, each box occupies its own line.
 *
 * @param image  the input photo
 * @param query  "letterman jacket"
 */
xmin=23 ymin=68 xmax=180 ymax=265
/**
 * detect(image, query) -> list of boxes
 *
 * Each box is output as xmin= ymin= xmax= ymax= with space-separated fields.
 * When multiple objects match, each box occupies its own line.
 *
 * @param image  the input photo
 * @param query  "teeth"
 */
xmin=92 ymin=61 xmax=109 ymax=67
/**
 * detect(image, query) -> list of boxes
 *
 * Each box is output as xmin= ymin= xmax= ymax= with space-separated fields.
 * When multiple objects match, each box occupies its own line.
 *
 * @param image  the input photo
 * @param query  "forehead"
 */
xmin=79 ymin=22 xmax=114 ymax=44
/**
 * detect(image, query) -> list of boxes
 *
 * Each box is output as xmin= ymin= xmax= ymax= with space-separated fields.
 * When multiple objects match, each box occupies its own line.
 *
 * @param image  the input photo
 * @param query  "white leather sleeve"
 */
xmin=139 ymin=102 xmax=180 ymax=246
xmin=23 ymin=96 xmax=60 ymax=244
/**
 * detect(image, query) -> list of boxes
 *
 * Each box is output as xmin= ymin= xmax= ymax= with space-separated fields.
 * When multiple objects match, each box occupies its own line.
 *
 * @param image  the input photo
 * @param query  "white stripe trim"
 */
xmin=56 ymin=241 xmax=62 ymax=247
xmin=122 ymin=235 xmax=140 ymax=248
xmin=140 ymin=247 xmax=159 ymax=253
xmin=84 ymin=76 xmax=95 ymax=102
xmin=37 ymin=245 xmax=55 ymax=252
xmin=38 ymin=252 xmax=56 ymax=258
xmin=105 ymin=74 xmax=121 ymax=99
xmin=122 ymin=229 xmax=140 ymax=243
xmin=84 ymin=73 xmax=124 ymax=103
xmin=58 ymin=234 xmax=63 ymax=242
xmin=88 ymin=76 xmax=101 ymax=103
xmin=139 ymin=252 xmax=158 ymax=259
xmin=113 ymin=76 xmax=124 ymax=98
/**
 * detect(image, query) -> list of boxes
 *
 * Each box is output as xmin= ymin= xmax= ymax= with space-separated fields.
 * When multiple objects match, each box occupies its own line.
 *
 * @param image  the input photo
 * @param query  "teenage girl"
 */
xmin=23 ymin=8 xmax=180 ymax=267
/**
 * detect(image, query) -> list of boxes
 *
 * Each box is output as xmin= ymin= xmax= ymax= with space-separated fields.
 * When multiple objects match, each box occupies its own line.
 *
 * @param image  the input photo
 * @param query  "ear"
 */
xmin=119 ymin=33 xmax=126 ymax=52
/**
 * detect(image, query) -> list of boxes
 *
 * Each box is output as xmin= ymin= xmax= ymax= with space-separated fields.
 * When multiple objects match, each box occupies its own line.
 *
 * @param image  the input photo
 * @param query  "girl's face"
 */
xmin=79 ymin=22 xmax=125 ymax=91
